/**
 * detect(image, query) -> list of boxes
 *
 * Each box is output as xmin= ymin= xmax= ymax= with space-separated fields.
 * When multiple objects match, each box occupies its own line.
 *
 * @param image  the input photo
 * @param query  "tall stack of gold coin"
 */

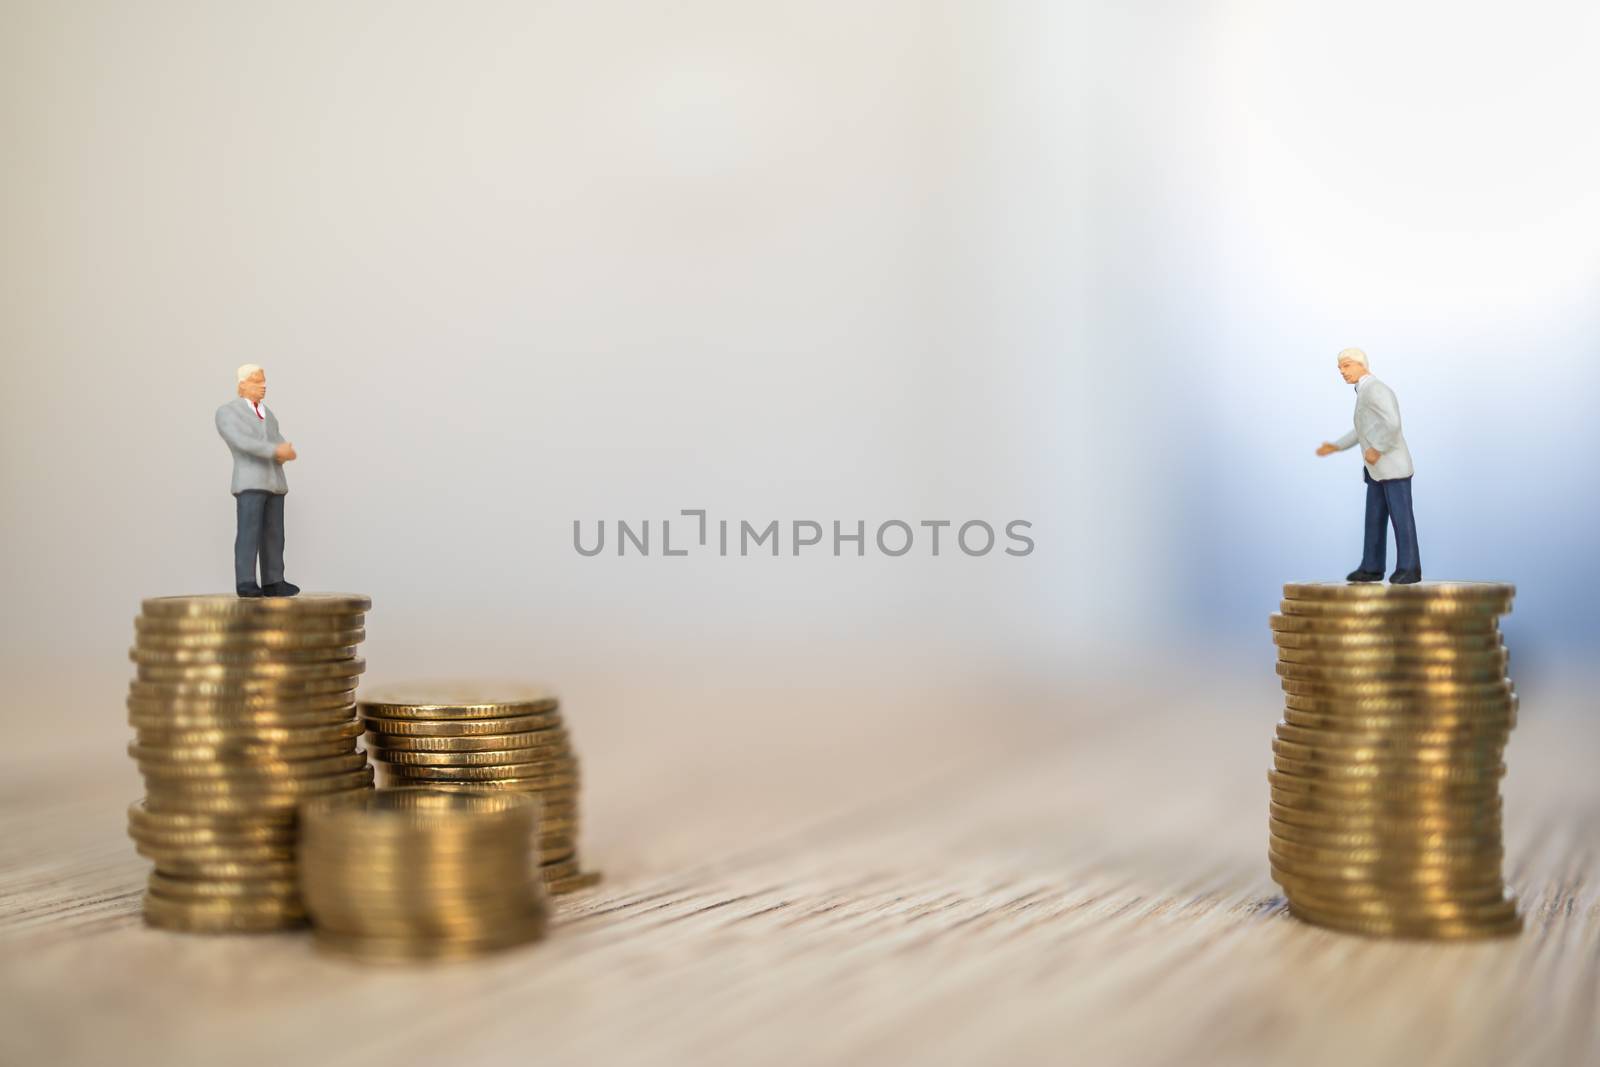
xmin=126 ymin=593 xmax=375 ymax=932
xmin=1268 ymin=580 xmax=1519 ymax=939
xmin=298 ymin=788 xmax=549 ymax=961
xmin=357 ymin=683 xmax=599 ymax=895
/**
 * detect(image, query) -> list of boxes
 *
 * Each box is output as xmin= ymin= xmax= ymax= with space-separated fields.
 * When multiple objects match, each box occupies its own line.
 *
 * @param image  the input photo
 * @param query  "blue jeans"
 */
xmin=1360 ymin=470 xmax=1420 ymax=575
xmin=235 ymin=490 xmax=286 ymax=586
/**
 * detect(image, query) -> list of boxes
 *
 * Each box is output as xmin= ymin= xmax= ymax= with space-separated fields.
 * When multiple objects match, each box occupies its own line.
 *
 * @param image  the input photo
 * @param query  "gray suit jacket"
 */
xmin=216 ymin=398 xmax=288 ymax=495
xmin=1331 ymin=375 xmax=1414 ymax=481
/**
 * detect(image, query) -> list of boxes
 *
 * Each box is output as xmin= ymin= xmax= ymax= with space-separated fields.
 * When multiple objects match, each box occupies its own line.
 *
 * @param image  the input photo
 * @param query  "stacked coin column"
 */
xmin=358 ymin=684 xmax=599 ymax=894
xmin=1267 ymin=581 xmax=1518 ymax=939
xmin=126 ymin=594 xmax=375 ymax=933
xmin=299 ymin=788 xmax=549 ymax=962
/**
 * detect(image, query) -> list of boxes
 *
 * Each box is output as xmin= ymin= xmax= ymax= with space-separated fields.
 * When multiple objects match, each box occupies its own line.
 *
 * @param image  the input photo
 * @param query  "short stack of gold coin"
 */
xmin=1268 ymin=580 xmax=1519 ymax=939
xmin=298 ymin=787 xmax=549 ymax=961
xmin=358 ymin=682 xmax=599 ymax=894
xmin=126 ymin=593 xmax=375 ymax=932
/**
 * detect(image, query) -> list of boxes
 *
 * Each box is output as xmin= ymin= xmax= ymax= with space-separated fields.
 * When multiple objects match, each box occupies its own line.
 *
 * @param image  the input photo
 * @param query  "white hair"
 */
xmin=1336 ymin=347 xmax=1368 ymax=368
xmin=236 ymin=363 xmax=264 ymax=383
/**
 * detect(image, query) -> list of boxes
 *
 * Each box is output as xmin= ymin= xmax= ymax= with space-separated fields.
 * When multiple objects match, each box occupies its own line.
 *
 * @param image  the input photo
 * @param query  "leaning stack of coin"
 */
xmin=1268 ymin=580 xmax=1519 ymax=939
xmin=298 ymin=787 xmax=548 ymax=961
xmin=358 ymin=682 xmax=599 ymax=894
xmin=126 ymin=593 xmax=375 ymax=932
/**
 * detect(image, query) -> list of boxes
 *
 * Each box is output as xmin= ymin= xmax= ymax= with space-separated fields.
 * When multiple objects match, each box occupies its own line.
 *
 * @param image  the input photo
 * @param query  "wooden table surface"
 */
xmin=3 ymin=668 xmax=1596 ymax=1067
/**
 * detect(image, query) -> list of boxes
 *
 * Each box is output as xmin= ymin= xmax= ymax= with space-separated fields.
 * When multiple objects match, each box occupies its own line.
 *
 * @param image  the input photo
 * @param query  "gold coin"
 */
xmin=1270 ymin=836 xmax=1502 ymax=868
xmin=130 ymin=645 xmax=360 ymax=667
xmin=538 ymin=836 xmax=577 ymax=860
xmin=1279 ymin=678 xmax=1513 ymax=700
xmin=138 ymin=751 xmax=368 ymax=781
xmin=1276 ymin=645 xmax=1509 ymax=668
xmin=298 ymin=854 xmax=535 ymax=886
xmin=299 ymin=784 xmax=538 ymax=827
xmin=1268 ymin=805 xmax=1502 ymax=837
xmin=539 ymin=858 xmax=581 ymax=882
xmin=1272 ymin=629 xmax=1503 ymax=651
xmin=362 ymin=712 xmax=563 ymax=737
xmin=381 ymin=761 xmax=578 ymax=783
xmin=127 ymin=800 xmax=296 ymax=834
xmin=385 ymin=778 xmax=580 ymax=804
xmin=1285 ymin=901 xmax=1522 ymax=939
xmin=1273 ymin=754 xmax=1503 ymax=783
xmin=547 ymin=870 xmax=603 ymax=895
xmin=1268 ymin=819 xmax=1501 ymax=853
xmin=1272 ymin=869 xmax=1509 ymax=904
xmin=131 ymin=738 xmax=358 ymax=764
xmin=1271 ymin=738 xmax=1503 ymax=767
xmin=129 ymin=676 xmax=361 ymax=700
xmin=139 ymin=593 xmax=372 ymax=618
xmin=1278 ymin=596 xmax=1511 ymax=618
xmin=1282 ymin=890 xmax=1518 ymax=924
xmin=1283 ymin=689 xmax=1516 ymax=714
xmin=358 ymin=681 xmax=560 ymax=720
xmin=309 ymin=916 xmax=546 ymax=962
xmin=300 ymin=895 xmax=544 ymax=927
xmin=1269 ymin=612 xmax=1500 ymax=635
xmin=130 ymin=826 xmax=299 ymax=852
xmin=364 ymin=728 xmax=568 ymax=753
xmin=370 ymin=745 xmax=571 ymax=767
xmin=134 ymin=719 xmax=364 ymax=749
xmin=142 ymin=892 xmax=307 ymax=932
xmin=1276 ymin=660 xmax=1508 ymax=684
xmin=1282 ymin=581 xmax=1514 ymax=601
xmin=1268 ymin=768 xmax=1502 ymax=801
xmin=136 ymin=613 xmax=364 ymax=636
xmin=133 ymin=627 xmax=366 ymax=651
xmin=136 ymin=657 xmax=365 ymax=683
xmin=129 ymin=708 xmax=359 ymax=735
xmin=1281 ymin=707 xmax=1515 ymax=733
xmin=148 ymin=871 xmax=301 ymax=900
xmin=143 ymin=768 xmax=373 ymax=811
xmin=380 ymin=767 xmax=582 ymax=793
xmin=1274 ymin=723 xmax=1507 ymax=750
xmin=144 ymin=759 xmax=371 ymax=789
xmin=1269 ymin=855 xmax=1504 ymax=889
xmin=301 ymin=900 xmax=545 ymax=938
xmin=1268 ymin=792 xmax=1501 ymax=827
xmin=134 ymin=839 xmax=296 ymax=864
xmin=147 ymin=858 xmax=300 ymax=881
xmin=1268 ymin=802 xmax=1500 ymax=836
xmin=128 ymin=687 xmax=357 ymax=713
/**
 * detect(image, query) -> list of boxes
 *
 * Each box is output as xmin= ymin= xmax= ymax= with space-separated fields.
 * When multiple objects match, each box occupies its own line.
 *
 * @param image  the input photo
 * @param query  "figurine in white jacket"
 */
xmin=1316 ymin=348 xmax=1421 ymax=584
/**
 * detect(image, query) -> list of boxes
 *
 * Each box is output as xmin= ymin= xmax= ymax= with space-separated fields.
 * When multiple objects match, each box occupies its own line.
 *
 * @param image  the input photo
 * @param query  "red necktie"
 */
xmin=253 ymin=403 xmax=264 ymax=420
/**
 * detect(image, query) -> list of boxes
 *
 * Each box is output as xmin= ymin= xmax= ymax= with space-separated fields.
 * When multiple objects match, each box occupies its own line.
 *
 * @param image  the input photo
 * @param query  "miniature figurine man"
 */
xmin=1316 ymin=347 xmax=1421 ymax=584
xmin=215 ymin=364 xmax=300 ymax=598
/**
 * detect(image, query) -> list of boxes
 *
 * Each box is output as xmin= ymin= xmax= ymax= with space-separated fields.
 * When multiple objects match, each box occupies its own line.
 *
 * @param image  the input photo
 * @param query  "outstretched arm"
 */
xmin=1317 ymin=429 xmax=1359 ymax=456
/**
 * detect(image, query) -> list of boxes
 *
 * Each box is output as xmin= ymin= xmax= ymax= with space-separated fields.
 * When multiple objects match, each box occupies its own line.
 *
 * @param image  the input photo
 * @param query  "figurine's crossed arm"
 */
xmin=215 ymin=408 xmax=295 ymax=463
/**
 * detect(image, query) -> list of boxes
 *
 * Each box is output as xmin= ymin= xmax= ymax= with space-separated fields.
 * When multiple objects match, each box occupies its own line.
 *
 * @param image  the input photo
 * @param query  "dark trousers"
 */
xmin=1360 ymin=470 xmax=1420 ymax=575
xmin=235 ymin=490 xmax=287 ymax=587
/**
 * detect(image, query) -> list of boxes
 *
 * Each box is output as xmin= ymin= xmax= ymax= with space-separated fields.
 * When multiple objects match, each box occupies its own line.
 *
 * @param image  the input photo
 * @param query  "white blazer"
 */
xmin=1332 ymin=375 xmax=1414 ymax=481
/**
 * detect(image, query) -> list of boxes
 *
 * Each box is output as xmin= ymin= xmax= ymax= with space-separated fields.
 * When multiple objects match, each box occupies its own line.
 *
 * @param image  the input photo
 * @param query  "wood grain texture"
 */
xmin=2 ymin=671 xmax=1596 ymax=1067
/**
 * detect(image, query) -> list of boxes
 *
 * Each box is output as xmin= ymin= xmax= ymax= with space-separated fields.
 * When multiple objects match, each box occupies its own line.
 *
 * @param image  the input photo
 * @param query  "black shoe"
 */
xmin=237 ymin=582 xmax=264 ymax=598
xmin=1389 ymin=570 xmax=1422 ymax=585
xmin=1346 ymin=569 xmax=1383 ymax=583
xmin=262 ymin=581 xmax=301 ymax=597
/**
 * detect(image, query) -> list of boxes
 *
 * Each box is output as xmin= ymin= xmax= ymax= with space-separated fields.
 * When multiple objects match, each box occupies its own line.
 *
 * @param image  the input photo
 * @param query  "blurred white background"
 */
xmin=3 ymin=0 xmax=1597 ymax=753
